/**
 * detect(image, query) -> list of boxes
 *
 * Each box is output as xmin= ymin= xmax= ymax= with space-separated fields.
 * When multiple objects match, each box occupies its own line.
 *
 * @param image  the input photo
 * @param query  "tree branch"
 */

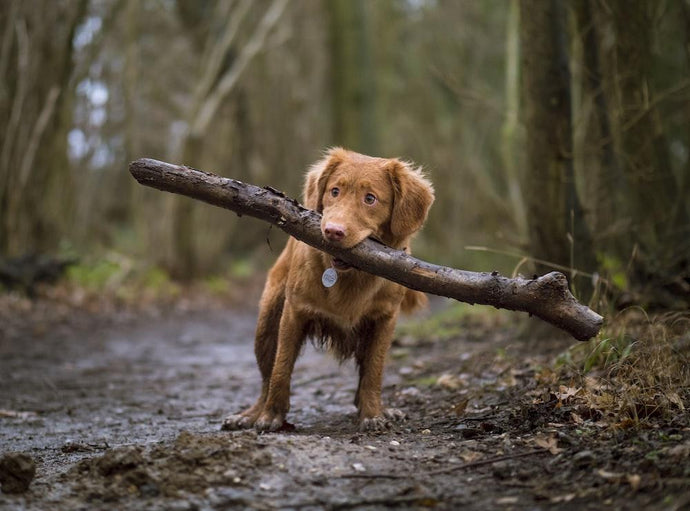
xmin=129 ymin=158 xmax=604 ymax=341
xmin=190 ymin=0 xmax=289 ymax=137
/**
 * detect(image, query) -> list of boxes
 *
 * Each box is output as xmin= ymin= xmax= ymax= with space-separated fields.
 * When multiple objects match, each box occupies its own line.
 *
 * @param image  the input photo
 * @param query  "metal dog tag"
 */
xmin=321 ymin=267 xmax=338 ymax=288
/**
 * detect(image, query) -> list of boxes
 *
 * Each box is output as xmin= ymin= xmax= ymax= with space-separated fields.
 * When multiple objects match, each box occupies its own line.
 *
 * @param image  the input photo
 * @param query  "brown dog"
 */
xmin=222 ymin=148 xmax=434 ymax=431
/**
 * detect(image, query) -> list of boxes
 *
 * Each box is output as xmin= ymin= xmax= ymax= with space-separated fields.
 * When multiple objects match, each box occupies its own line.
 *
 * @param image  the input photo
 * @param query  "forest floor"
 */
xmin=1 ymin=284 xmax=689 ymax=510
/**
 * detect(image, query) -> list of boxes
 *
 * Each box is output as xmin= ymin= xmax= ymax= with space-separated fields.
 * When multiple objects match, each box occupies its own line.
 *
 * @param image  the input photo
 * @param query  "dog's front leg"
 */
xmin=254 ymin=303 xmax=305 ymax=432
xmin=355 ymin=314 xmax=405 ymax=431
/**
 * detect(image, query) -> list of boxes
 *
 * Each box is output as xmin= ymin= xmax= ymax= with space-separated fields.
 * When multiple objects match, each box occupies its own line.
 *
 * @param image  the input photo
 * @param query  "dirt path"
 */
xmin=1 ymin=303 xmax=689 ymax=509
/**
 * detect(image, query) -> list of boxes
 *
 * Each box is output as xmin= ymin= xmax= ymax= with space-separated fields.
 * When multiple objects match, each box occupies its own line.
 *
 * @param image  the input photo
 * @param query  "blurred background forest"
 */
xmin=1 ymin=0 xmax=689 ymax=311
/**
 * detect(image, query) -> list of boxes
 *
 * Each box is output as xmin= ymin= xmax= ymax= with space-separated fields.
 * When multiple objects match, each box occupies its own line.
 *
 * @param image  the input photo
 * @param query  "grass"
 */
xmin=399 ymin=291 xmax=689 ymax=428
xmin=20 ymin=251 xmax=264 ymax=311
xmin=65 ymin=253 xmax=182 ymax=301
xmin=396 ymin=301 xmax=510 ymax=343
xmin=555 ymin=309 xmax=690 ymax=425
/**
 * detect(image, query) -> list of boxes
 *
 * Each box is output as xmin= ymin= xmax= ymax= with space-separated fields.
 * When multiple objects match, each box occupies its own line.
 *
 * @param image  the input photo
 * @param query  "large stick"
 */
xmin=129 ymin=158 xmax=603 ymax=341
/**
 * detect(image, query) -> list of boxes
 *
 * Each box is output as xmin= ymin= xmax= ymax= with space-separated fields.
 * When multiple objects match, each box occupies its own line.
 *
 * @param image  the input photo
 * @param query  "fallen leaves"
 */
xmin=458 ymin=450 xmax=483 ymax=463
xmin=436 ymin=373 xmax=464 ymax=390
xmin=451 ymin=398 xmax=469 ymax=417
xmin=596 ymin=469 xmax=642 ymax=491
xmin=554 ymin=385 xmax=581 ymax=402
xmin=532 ymin=434 xmax=562 ymax=455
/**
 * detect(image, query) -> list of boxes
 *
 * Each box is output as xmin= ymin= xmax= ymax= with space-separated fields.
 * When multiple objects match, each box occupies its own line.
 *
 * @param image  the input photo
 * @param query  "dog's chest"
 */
xmin=307 ymin=275 xmax=385 ymax=326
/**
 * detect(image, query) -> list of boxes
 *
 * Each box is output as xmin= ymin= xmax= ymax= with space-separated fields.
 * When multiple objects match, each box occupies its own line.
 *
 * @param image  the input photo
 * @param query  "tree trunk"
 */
xmin=328 ymin=0 xmax=378 ymax=153
xmin=0 ymin=0 xmax=87 ymax=256
xmin=599 ymin=1 xmax=684 ymax=243
xmin=167 ymin=0 xmax=288 ymax=278
xmin=501 ymin=0 xmax=526 ymax=237
xmin=129 ymin=158 xmax=604 ymax=341
xmin=571 ymin=0 xmax=621 ymax=242
xmin=594 ymin=0 xmax=690 ymax=307
xmin=519 ymin=0 xmax=596 ymax=298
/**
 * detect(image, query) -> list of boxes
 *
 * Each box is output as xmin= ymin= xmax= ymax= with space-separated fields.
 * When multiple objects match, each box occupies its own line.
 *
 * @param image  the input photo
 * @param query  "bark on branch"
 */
xmin=129 ymin=158 xmax=603 ymax=341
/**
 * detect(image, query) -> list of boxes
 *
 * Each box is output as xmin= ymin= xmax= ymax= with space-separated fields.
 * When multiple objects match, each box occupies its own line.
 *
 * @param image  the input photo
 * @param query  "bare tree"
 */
xmin=571 ymin=0 xmax=620 ymax=242
xmin=583 ymin=0 xmax=690 ymax=307
xmin=519 ymin=0 xmax=596 ymax=297
xmin=0 ymin=0 xmax=87 ymax=256
xmin=168 ymin=0 xmax=289 ymax=278
xmin=328 ymin=0 xmax=378 ymax=154
xmin=500 ymin=0 xmax=526 ymax=237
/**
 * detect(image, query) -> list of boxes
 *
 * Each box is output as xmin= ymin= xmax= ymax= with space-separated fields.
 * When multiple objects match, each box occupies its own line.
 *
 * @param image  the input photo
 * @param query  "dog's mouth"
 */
xmin=331 ymin=257 xmax=352 ymax=271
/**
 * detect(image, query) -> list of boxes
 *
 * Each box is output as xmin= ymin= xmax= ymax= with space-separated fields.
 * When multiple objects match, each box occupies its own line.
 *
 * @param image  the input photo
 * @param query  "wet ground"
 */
xmin=1 ymin=296 xmax=689 ymax=510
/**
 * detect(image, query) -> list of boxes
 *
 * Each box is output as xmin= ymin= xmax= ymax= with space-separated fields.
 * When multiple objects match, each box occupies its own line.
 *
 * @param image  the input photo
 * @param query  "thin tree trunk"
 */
xmin=501 ymin=0 xmax=526 ymax=237
xmin=168 ymin=0 xmax=289 ymax=278
xmin=519 ymin=0 xmax=596 ymax=297
xmin=572 ymin=0 xmax=620 ymax=241
xmin=0 ymin=0 xmax=86 ymax=256
xmin=594 ymin=0 xmax=683 ymax=249
xmin=328 ymin=0 xmax=377 ymax=153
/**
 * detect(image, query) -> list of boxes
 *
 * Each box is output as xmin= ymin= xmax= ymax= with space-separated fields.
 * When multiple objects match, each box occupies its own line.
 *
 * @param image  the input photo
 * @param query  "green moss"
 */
xmin=229 ymin=259 xmax=254 ymax=279
xmin=66 ymin=260 xmax=122 ymax=289
xmin=397 ymin=302 xmax=491 ymax=342
xmin=408 ymin=376 xmax=439 ymax=387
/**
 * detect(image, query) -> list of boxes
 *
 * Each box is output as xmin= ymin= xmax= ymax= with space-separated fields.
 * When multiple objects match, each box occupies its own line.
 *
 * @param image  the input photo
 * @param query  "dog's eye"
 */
xmin=364 ymin=193 xmax=377 ymax=205
xmin=330 ymin=187 xmax=340 ymax=198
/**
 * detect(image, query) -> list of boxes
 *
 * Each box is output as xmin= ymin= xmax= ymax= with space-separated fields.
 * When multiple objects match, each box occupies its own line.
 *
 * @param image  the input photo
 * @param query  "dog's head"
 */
xmin=303 ymin=148 xmax=434 ymax=268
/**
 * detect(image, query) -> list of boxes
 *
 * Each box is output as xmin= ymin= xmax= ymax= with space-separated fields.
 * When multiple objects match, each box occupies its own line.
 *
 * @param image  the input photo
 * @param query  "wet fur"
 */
xmin=223 ymin=147 xmax=434 ymax=432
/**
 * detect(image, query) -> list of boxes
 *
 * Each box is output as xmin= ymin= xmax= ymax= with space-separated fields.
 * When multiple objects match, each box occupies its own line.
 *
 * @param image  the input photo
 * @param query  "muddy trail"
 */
xmin=1 ymin=298 xmax=689 ymax=510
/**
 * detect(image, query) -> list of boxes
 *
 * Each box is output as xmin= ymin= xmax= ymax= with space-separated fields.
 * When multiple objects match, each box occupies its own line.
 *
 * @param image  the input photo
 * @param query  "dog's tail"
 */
xmin=400 ymin=288 xmax=428 ymax=314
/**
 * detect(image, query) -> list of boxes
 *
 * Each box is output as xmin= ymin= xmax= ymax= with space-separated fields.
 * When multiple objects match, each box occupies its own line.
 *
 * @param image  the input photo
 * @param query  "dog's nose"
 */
xmin=324 ymin=223 xmax=346 ymax=242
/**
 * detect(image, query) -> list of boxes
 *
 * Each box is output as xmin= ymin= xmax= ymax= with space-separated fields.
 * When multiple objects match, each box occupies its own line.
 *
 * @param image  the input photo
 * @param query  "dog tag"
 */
xmin=321 ymin=267 xmax=338 ymax=288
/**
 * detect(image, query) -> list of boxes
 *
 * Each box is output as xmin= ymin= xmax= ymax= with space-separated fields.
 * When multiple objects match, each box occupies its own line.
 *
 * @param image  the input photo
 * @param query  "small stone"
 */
xmin=421 ymin=429 xmax=431 ymax=435
xmin=223 ymin=468 xmax=238 ymax=479
xmin=352 ymin=463 xmax=366 ymax=472
xmin=399 ymin=366 xmax=414 ymax=376
xmin=364 ymin=445 xmax=377 ymax=451
xmin=436 ymin=373 xmax=462 ymax=390
xmin=0 ymin=452 xmax=36 ymax=494
xmin=389 ymin=440 xmax=400 ymax=446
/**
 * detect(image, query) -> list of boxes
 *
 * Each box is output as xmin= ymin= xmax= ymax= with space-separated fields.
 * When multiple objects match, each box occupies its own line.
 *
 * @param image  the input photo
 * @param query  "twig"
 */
xmin=338 ymin=473 xmax=409 ymax=480
xmin=426 ymin=448 xmax=547 ymax=476
xmin=333 ymin=449 xmax=547 ymax=482
xmin=191 ymin=0 xmax=289 ymax=137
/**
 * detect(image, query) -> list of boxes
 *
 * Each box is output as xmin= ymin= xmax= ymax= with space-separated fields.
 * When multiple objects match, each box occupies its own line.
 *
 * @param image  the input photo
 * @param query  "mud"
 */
xmin=1 ymin=300 xmax=689 ymax=510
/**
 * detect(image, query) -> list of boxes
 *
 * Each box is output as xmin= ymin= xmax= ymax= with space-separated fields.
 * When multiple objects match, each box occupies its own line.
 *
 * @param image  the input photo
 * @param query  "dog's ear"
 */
xmin=387 ymin=159 xmax=435 ymax=239
xmin=303 ymin=148 xmax=346 ymax=212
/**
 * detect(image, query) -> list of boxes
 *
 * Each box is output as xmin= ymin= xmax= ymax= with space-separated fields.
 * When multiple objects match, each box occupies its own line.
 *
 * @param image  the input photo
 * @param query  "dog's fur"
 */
xmin=223 ymin=148 xmax=434 ymax=431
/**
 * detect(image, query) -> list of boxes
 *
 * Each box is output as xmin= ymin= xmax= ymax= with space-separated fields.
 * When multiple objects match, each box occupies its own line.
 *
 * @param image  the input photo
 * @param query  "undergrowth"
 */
xmin=0 ymin=251 xmax=264 ymax=318
xmin=399 ymin=298 xmax=690 ymax=429
xmin=555 ymin=309 xmax=690 ymax=426
xmin=396 ymin=301 xmax=510 ymax=343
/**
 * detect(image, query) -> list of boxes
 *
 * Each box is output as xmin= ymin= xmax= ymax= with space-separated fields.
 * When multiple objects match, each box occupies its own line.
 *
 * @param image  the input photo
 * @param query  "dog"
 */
xmin=222 ymin=147 xmax=434 ymax=432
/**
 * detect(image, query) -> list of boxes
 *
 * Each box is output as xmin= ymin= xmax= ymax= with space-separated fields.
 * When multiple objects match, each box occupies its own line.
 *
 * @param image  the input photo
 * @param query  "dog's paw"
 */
xmin=359 ymin=408 xmax=406 ymax=432
xmin=254 ymin=411 xmax=286 ymax=432
xmin=359 ymin=416 xmax=391 ymax=432
xmin=383 ymin=408 xmax=407 ymax=421
xmin=221 ymin=414 xmax=255 ymax=431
